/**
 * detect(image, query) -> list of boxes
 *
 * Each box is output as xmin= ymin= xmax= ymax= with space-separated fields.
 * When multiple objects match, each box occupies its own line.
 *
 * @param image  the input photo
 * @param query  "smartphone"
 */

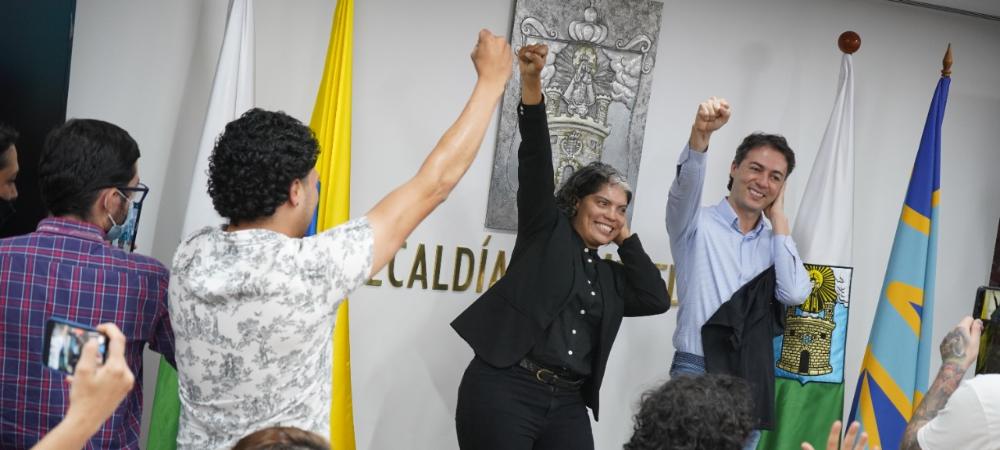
xmin=973 ymin=286 xmax=1000 ymax=375
xmin=42 ymin=317 xmax=108 ymax=375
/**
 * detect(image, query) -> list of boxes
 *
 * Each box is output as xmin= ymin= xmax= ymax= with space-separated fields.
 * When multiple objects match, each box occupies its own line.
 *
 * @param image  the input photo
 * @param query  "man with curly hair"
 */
xmin=624 ymin=374 xmax=755 ymax=450
xmin=168 ymin=29 xmax=512 ymax=450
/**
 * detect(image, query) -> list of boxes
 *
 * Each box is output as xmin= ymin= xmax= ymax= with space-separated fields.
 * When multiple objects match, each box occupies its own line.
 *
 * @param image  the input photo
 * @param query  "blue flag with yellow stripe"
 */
xmin=847 ymin=74 xmax=949 ymax=450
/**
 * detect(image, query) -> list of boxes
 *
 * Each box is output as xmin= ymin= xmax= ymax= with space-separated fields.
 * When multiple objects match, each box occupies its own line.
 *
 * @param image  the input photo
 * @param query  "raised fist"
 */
xmin=689 ymin=96 xmax=731 ymax=151
xmin=471 ymin=29 xmax=513 ymax=87
xmin=517 ymin=43 xmax=548 ymax=80
xmin=693 ymin=96 xmax=731 ymax=135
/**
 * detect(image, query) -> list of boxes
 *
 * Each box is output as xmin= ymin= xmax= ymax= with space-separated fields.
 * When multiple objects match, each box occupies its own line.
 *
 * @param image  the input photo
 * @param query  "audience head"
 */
xmin=208 ymin=108 xmax=319 ymax=234
xmin=39 ymin=119 xmax=140 ymax=230
xmin=624 ymin=374 xmax=755 ymax=450
xmin=555 ymin=161 xmax=633 ymax=248
xmin=0 ymin=123 xmax=19 ymax=222
xmin=0 ymin=123 xmax=17 ymax=162
xmin=231 ymin=426 xmax=330 ymax=450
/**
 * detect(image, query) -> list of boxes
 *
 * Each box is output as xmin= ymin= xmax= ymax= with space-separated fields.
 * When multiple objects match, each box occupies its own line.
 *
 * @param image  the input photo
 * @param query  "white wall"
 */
xmin=65 ymin=0 xmax=1000 ymax=448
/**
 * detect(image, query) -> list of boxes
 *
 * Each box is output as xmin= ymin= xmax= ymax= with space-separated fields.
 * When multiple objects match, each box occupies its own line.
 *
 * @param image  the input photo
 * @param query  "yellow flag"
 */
xmin=309 ymin=0 xmax=354 ymax=447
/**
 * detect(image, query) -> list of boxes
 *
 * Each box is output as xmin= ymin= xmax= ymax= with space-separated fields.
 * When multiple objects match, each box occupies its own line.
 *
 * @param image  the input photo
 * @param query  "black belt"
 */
xmin=518 ymin=358 xmax=586 ymax=389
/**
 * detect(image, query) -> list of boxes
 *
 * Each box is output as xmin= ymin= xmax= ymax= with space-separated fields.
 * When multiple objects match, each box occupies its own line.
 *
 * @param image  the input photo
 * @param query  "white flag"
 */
xmin=181 ymin=0 xmax=255 ymax=237
xmin=793 ymin=54 xmax=854 ymax=266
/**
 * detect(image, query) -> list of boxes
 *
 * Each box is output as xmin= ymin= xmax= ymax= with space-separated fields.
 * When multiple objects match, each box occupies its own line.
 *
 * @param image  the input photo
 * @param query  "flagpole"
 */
xmin=942 ymin=44 xmax=953 ymax=77
xmin=758 ymin=29 xmax=860 ymax=450
xmin=847 ymin=38 xmax=951 ymax=450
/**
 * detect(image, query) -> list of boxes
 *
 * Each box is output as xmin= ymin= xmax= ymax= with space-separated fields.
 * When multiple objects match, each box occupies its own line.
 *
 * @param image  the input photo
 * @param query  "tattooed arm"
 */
xmin=899 ymin=316 xmax=983 ymax=450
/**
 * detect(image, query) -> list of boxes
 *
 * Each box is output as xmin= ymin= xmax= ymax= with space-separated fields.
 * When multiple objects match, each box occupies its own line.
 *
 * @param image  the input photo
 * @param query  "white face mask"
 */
xmin=105 ymin=189 xmax=143 ymax=251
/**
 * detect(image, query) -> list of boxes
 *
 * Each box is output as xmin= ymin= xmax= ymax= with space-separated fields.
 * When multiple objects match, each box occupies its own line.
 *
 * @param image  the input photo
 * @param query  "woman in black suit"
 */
xmin=451 ymin=43 xmax=670 ymax=450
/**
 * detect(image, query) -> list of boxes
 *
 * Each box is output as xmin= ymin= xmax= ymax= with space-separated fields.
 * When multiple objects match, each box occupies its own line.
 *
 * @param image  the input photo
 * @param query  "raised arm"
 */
xmin=688 ymin=96 xmax=730 ymax=153
xmin=514 ymin=43 xmax=559 ymax=236
xmin=519 ymin=44 xmax=545 ymax=106
xmin=900 ymin=316 xmax=983 ymax=450
xmin=365 ymin=29 xmax=512 ymax=277
xmin=666 ymin=97 xmax=730 ymax=242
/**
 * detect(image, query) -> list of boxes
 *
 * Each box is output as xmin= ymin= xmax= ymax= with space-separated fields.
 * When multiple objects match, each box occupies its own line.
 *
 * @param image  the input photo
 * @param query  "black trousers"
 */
xmin=455 ymin=357 xmax=594 ymax=450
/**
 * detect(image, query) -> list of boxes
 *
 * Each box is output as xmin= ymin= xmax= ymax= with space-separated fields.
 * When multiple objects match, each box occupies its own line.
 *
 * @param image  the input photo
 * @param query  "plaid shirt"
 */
xmin=0 ymin=217 xmax=174 ymax=449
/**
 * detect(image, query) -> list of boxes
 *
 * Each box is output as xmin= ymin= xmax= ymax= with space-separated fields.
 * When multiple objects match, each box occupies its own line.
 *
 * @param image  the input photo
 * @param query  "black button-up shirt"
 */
xmin=528 ymin=233 xmax=604 ymax=377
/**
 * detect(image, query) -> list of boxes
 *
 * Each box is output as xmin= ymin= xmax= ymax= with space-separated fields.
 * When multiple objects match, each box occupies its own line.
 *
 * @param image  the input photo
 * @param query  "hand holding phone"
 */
xmin=973 ymin=286 xmax=1000 ymax=374
xmin=65 ymin=324 xmax=134 ymax=427
xmin=31 ymin=323 xmax=135 ymax=450
xmin=43 ymin=318 xmax=107 ymax=375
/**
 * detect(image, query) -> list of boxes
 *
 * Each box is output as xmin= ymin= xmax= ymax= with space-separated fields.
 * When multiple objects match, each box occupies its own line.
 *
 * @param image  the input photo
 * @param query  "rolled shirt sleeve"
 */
xmin=772 ymin=234 xmax=812 ymax=306
xmin=666 ymin=145 xmax=707 ymax=245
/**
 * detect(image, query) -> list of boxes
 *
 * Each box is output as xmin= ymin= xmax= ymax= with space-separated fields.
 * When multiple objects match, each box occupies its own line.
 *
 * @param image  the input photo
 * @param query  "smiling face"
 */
xmin=571 ymin=182 xmax=629 ymax=248
xmin=728 ymin=145 xmax=788 ymax=217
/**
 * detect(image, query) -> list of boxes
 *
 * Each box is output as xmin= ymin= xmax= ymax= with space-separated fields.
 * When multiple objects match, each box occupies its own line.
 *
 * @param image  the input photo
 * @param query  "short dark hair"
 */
xmin=39 ymin=119 xmax=139 ymax=218
xmin=208 ymin=108 xmax=318 ymax=225
xmin=0 ymin=123 xmax=18 ymax=170
xmin=624 ymin=374 xmax=755 ymax=450
xmin=727 ymin=133 xmax=796 ymax=190
xmin=232 ymin=426 xmax=329 ymax=450
xmin=554 ymin=161 xmax=632 ymax=218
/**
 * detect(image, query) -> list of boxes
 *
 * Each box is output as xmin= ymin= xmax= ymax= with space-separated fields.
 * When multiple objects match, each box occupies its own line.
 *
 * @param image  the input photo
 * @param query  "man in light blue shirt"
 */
xmin=666 ymin=97 xmax=812 ymax=447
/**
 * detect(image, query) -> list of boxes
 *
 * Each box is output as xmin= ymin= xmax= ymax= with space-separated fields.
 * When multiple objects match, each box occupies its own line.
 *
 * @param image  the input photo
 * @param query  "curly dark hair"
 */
xmin=232 ymin=426 xmax=329 ymax=450
xmin=554 ymin=161 xmax=632 ymax=218
xmin=728 ymin=133 xmax=795 ymax=190
xmin=624 ymin=374 xmax=755 ymax=450
xmin=0 ymin=123 xmax=18 ymax=170
xmin=208 ymin=108 xmax=319 ymax=224
xmin=39 ymin=119 xmax=139 ymax=218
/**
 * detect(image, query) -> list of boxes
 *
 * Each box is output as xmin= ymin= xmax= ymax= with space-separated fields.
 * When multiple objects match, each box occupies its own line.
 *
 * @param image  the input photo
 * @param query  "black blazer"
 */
xmin=451 ymin=101 xmax=670 ymax=420
xmin=701 ymin=266 xmax=784 ymax=429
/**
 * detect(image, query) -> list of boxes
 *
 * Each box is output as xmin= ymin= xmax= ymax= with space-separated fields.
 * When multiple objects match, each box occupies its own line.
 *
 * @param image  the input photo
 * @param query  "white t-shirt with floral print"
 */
xmin=169 ymin=217 xmax=373 ymax=450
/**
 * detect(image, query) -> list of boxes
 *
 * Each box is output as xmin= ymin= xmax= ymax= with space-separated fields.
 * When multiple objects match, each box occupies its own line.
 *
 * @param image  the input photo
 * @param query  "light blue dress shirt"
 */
xmin=666 ymin=146 xmax=812 ymax=356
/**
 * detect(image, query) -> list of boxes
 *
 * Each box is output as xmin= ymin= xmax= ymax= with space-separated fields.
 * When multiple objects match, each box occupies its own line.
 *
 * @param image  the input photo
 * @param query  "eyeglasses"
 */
xmin=115 ymin=183 xmax=149 ymax=204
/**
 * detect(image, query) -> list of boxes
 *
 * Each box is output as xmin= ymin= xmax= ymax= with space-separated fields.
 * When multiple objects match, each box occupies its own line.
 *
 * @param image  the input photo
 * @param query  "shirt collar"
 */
xmin=713 ymin=198 xmax=768 ymax=237
xmin=35 ymin=217 xmax=108 ymax=243
xmin=569 ymin=226 xmax=600 ymax=256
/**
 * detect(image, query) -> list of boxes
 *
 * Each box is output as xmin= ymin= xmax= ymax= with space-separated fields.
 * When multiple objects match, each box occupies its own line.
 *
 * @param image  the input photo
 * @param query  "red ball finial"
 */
xmin=838 ymin=31 xmax=861 ymax=54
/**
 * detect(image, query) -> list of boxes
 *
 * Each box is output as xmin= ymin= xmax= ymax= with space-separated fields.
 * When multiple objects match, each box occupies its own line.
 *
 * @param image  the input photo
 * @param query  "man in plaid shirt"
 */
xmin=0 ymin=119 xmax=174 ymax=449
